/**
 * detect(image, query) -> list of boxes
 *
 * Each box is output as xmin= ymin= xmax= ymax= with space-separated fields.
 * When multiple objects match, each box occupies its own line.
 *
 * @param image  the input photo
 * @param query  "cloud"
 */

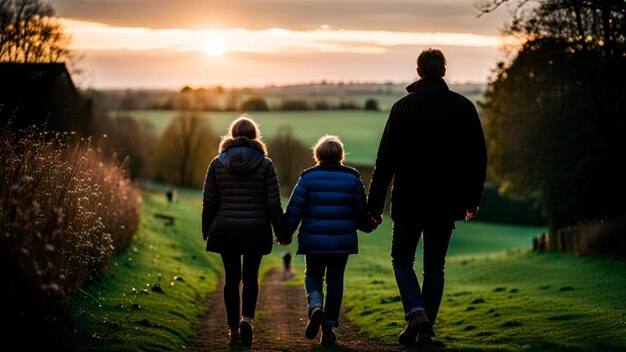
xmin=62 ymin=19 xmax=514 ymax=55
xmin=75 ymin=45 xmax=502 ymax=89
xmin=49 ymin=0 xmax=510 ymax=34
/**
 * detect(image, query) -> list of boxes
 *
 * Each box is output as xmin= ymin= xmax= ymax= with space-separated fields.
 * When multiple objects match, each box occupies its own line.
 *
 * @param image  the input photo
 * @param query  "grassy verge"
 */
xmin=62 ymin=193 xmax=222 ymax=351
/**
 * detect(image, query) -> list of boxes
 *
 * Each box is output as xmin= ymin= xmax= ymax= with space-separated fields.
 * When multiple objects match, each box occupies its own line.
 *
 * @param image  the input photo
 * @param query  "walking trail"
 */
xmin=187 ymin=269 xmax=400 ymax=351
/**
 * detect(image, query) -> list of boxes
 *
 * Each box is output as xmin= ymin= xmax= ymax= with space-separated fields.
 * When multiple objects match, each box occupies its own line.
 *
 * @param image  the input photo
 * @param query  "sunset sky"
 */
xmin=48 ymin=0 xmax=515 ymax=89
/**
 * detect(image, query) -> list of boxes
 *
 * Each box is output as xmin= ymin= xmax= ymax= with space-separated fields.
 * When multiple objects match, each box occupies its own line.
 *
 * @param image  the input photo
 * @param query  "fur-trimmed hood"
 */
xmin=219 ymin=136 xmax=268 ymax=155
xmin=218 ymin=137 xmax=268 ymax=175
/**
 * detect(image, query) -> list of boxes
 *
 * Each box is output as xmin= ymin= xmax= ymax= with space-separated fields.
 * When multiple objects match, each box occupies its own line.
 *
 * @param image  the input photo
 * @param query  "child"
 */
xmin=284 ymin=135 xmax=372 ymax=346
xmin=202 ymin=115 xmax=287 ymax=347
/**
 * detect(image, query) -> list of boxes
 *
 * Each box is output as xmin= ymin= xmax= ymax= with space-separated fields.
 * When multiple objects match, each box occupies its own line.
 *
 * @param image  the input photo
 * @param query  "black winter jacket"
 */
xmin=368 ymin=77 xmax=487 ymax=221
xmin=202 ymin=137 xmax=286 ymax=254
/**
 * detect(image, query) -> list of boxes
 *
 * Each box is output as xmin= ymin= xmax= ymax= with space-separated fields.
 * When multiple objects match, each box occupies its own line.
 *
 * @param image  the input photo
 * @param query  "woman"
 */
xmin=202 ymin=115 xmax=287 ymax=347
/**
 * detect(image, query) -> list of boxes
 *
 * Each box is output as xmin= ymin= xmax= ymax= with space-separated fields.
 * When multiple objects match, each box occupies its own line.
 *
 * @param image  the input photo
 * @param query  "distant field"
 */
xmin=116 ymin=110 xmax=388 ymax=164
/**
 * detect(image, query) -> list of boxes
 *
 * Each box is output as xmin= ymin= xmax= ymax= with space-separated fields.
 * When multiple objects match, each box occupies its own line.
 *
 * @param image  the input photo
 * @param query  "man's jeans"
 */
xmin=391 ymin=219 xmax=454 ymax=330
xmin=304 ymin=254 xmax=349 ymax=328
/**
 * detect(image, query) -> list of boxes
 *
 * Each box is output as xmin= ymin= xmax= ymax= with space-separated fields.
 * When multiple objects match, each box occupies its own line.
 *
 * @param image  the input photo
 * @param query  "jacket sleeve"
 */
xmin=201 ymin=160 xmax=218 ymax=240
xmin=284 ymin=175 xmax=307 ymax=238
xmin=354 ymin=174 xmax=373 ymax=233
xmin=367 ymin=104 xmax=397 ymax=217
xmin=464 ymin=102 xmax=488 ymax=210
xmin=265 ymin=161 xmax=287 ymax=242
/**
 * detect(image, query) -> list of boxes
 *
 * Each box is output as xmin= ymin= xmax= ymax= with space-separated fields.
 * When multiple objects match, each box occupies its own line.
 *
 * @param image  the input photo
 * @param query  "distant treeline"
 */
xmin=91 ymin=83 xmax=485 ymax=112
xmin=92 ymin=87 xmax=385 ymax=112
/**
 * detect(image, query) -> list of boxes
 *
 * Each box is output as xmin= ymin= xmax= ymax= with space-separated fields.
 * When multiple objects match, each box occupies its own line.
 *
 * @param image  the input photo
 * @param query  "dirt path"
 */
xmin=187 ymin=269 xmax=400 ymax=351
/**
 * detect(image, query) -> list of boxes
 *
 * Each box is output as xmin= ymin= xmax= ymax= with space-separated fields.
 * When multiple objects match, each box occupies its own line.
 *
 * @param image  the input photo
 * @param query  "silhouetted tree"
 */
xmin=0 ymin=0 xmax=70 ymax=63
xmin=267 ymin=125 xmax=312 ymax=194
xmin=152 ymin=110 xmax=216 ymax=187
xmin=479 ymin=0 xmax=626 ymax=231
xmin=94 ymin=113 xmax=157 ymax=179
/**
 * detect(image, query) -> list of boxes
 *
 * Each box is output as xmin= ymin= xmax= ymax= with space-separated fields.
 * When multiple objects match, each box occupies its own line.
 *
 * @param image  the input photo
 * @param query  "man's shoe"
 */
xmin=239 ymin=320 xmax=253 ymax=347
xmin=398 ymin=310 xmax=429 ymax=345
xmin=320 ymin=325 xmax=337 ymax=346
xmin=305 ymin=307 xmax=324 ymax=339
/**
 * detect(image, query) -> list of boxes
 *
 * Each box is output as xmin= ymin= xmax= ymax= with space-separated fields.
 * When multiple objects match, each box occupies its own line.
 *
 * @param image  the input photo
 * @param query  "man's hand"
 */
xmin=465 ymin=207 xmax=479 ymax=221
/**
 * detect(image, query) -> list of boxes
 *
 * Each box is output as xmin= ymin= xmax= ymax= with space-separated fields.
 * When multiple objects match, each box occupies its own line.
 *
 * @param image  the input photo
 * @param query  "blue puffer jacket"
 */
xmin=285 ymin=163 xmax=372 ymax=255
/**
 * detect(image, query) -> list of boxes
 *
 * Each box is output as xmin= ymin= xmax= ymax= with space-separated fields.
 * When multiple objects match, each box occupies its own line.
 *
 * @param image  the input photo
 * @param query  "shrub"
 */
xmin=364 ymin=98 xmax=379 ymax=111
xmin=0 ymin=127 xmax=141 ymax=341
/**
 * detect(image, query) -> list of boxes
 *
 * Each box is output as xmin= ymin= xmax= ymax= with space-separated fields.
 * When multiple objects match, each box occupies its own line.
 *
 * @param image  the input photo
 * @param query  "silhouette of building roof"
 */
xmin=0 ymin=62 xmax=90 ymax=133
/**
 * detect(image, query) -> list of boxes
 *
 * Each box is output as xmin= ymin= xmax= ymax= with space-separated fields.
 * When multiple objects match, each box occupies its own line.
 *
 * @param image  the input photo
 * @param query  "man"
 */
xmin=368 ymin=48 xmax=487 ymax=347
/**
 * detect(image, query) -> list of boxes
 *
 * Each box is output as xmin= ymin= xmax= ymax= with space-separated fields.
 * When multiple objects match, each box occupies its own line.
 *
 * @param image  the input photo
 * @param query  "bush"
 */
xmin=0 ymin=127 xmax=141 ymax=342
xmin=364 ymin=98 xmax=379 ymax=111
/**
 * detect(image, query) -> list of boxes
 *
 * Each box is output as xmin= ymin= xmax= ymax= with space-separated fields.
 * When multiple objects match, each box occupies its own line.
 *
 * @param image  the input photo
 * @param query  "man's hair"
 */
xmin=313 ymin=135 xmax=344 ymax=164
xmin=417 ymin=48 xmax=447 ymax=77
xmin=229 ymin=114 xmax=260 ymax=140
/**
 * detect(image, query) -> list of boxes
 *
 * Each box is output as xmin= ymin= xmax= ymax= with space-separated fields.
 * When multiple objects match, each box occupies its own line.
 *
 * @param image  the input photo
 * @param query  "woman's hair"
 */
xmin=313 ymin=135 xmax=344 ymax=164
xmin=229 ymin=114 xmax=261 ymax=140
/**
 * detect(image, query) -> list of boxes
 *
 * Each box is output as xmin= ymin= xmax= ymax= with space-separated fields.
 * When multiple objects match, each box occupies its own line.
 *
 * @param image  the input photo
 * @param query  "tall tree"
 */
xmin=479 ymin=0 xmax=626 ymax=230
xmin=0 ymin=0 xmax=70 ymax=63
xmin=267 ymin=125 xmax=312 ymax=194
xmin=153 ymin=110 xmax=216 ymax=187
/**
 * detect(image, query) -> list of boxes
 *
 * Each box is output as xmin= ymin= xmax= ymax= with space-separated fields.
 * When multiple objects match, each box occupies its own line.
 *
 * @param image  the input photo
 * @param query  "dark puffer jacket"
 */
xmin=284 ymin=163 xmax=372 ymax=255
xmin=368 ymin=77 xmax=488 ymax=222
xmin=202 ymin=137 xmax=286 ymax=254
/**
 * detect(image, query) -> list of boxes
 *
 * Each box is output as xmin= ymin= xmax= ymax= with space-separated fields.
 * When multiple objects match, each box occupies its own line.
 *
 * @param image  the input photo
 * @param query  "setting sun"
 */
xmin=203 ymin=35 xmax=227 ymax=57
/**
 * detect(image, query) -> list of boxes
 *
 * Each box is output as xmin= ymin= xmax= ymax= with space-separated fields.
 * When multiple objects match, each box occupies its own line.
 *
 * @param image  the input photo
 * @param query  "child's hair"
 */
xmin=312 ymin=135 xmax=344 ymax=164
xmin=229 ymin=114 xmax=261 ymax=140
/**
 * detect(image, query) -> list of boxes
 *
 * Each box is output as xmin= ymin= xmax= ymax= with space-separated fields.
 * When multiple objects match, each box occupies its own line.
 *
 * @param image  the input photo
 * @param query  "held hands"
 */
xmin=465 ymin=207 xmax=480 ymax=221
xmin=370 ymin=214 xmax=383 ymax=230
xmin=279 ymin=236 xmax=292 ymax=247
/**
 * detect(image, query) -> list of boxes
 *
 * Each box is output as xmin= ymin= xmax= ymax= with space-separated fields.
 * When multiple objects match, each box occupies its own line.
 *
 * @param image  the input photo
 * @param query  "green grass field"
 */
xmin=339 ymin=223 xmax=626 ymax=351
xmin=66 ymin=193 xmax=626 ymax=351
xmin=116 ymin=110 xmax=387 ymax=164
